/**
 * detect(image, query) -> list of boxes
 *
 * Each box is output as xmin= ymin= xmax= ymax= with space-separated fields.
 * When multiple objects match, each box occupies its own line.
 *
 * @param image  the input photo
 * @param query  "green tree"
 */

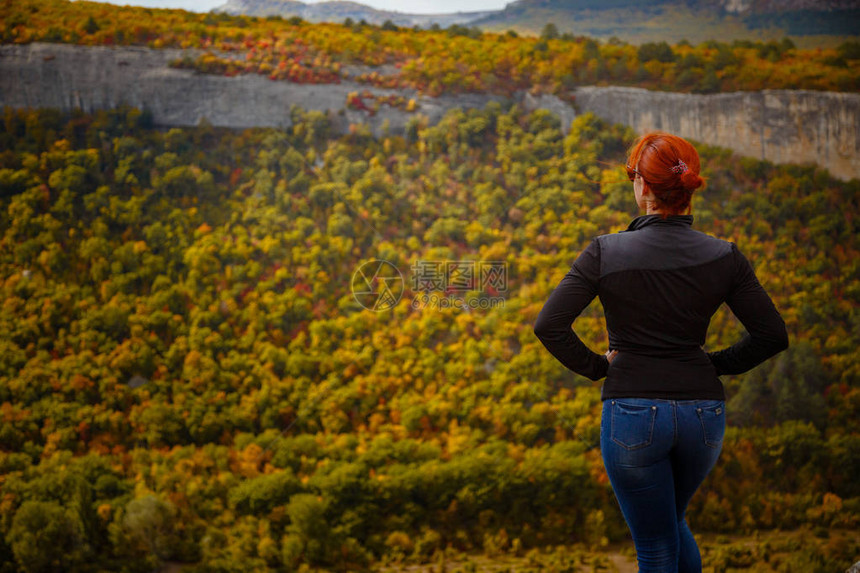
xmin=83 ymin=16 xmax=99 ymax=35
xmin=229 ymin=470 xmax=303 ymax=515
xmin=282 ymin=494 xmax=339 ymax=568
xmin=6 ymin=500 xmax=85 ymax=573
xmin=541 ymin=23 xmax=559 ymax=40
xmin=109 ymin=495 xmax=178 ymax=569
xmin=638 ymin=41 xmax=675 ymax=63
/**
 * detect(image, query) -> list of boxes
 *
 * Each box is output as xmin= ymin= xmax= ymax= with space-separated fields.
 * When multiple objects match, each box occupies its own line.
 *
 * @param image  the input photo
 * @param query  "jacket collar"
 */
xmin=625 ymin=214 xmax=694 ymax=232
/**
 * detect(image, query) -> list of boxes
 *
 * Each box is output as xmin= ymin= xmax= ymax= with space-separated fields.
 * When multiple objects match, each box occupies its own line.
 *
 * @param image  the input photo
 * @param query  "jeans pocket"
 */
xmin=696 ymin=401 xmax=726 ymax=449
xmin=610 ymin=400 xmax=657 ymax=450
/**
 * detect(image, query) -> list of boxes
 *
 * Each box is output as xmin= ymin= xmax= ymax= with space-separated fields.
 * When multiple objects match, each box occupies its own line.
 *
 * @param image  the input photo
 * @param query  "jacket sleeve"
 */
xmin=707 ymin=243 xmax=789 ymax=376
xmin=533 ymin=239 xmax=609 ymax=381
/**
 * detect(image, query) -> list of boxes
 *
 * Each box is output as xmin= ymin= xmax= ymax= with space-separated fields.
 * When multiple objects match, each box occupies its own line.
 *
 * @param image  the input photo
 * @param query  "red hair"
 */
xmin=626 ymin=132 xmax=705 ymax=216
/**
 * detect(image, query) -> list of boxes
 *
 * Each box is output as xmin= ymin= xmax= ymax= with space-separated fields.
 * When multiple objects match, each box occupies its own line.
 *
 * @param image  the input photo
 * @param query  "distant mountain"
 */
xmin=213 ymin=0 xmax=495 ymax=28
xmin=472 ymin=0 xmax=860 ymax=44
xmin=214 ymin=0 xmax=860 ymax=45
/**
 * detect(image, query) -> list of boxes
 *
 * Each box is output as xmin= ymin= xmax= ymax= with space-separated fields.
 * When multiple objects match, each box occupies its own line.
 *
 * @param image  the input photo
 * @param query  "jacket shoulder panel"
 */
xmin=596 ymin=228 xmax=733 ymax=277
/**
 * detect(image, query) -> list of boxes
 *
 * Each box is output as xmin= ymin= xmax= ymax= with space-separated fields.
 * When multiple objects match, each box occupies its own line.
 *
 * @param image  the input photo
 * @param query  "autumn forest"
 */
xmin=1 ymin=0 xmax=859 ymax=572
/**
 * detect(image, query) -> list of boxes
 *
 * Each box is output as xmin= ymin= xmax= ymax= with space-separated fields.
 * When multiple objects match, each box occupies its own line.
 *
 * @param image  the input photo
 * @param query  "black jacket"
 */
xmin=533 ymin=214 xmax=789 ymax=400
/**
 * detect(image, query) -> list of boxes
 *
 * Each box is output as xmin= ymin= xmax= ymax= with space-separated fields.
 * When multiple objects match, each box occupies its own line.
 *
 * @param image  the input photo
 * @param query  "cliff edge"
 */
xmin=2 ymin=43 xmax=858 ymax=180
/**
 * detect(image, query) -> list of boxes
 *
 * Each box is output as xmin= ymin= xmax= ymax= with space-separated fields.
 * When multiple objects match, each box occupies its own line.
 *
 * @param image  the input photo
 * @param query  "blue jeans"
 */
xmin=600 ymin=398 xmax=726 ymax=572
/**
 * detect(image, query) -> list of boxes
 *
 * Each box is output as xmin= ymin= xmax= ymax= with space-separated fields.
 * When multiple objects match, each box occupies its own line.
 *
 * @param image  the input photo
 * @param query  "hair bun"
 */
xmin=679 ymin=170 xmax=703 ymax=192
xmin=626 ymin=131 xmax=705 ymax=214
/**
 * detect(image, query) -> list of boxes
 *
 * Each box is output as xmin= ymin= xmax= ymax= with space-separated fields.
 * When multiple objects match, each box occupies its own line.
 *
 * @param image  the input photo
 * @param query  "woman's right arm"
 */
xmin=707 ymin=243 xmax=789 ymax=375
xmin=533 ymin=239 xmax=609 ymax=381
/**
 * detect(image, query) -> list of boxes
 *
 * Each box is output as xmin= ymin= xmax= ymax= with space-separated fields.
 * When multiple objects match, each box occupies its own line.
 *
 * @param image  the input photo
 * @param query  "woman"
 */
xmin=533 ymin=132 xmax=788 ymax=572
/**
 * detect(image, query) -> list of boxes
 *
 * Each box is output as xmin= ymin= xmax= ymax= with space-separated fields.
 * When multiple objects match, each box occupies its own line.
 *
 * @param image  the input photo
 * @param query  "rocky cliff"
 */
xmin=0 ymin=43 xmax=519 ymax=138
xmin=2 ymin=43 xmax=858 ymax=180
xmin=574 ymin=86 xmax=860 ymax=181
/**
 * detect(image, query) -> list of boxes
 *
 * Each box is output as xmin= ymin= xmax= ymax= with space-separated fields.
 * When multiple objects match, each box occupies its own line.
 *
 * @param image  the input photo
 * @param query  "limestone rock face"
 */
xmin=523 ymin=92 xmax=576 ymax=132
xmin=0 ymin=43 xmax=508 ymax=136
xmin=573 ymin=86 xmax=860 ymax=181
xmin=1 ymin=43 xmax=364 ymax=130
xmin=2 ymin=43 xmax=858 ymax=180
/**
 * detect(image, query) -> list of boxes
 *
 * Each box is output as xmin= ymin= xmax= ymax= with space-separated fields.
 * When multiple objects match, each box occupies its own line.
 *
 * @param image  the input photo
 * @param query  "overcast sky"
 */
xmin=99 ymin=0 xmax=512 ymax=14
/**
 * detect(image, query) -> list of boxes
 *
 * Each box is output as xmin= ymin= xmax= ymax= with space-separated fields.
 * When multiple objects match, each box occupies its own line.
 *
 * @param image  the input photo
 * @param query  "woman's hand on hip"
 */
xmin=605 ymin=349 xmax=618 ymax=364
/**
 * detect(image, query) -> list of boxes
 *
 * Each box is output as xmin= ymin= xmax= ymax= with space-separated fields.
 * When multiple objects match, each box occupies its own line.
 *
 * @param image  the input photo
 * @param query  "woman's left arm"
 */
xmin=533 ymin=239 xmax=609 ymax=381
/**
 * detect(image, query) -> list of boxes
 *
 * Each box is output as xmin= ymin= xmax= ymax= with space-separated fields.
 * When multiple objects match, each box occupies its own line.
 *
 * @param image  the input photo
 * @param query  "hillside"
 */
xmin=473 ymin=0 xmax=860 ymax=45
xmin=4 ymin=0 xmax=860 ymax=98
xmin=212 ymin=0 xmax=860 ymax=46
xmin=0 ymin=101 xmax=857 ymax=573
xmin=213 ymin=0 xmax=494 ymax=28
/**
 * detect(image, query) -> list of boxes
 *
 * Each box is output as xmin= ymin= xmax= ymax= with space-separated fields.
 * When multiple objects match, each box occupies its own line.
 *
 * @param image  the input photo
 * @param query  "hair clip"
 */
xmin=670 ymin=160 xmax=689 ymax=174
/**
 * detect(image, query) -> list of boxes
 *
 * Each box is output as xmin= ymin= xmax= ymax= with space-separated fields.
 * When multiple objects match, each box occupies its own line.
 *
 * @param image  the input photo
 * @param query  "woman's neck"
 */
xmin=645 ymin=202 xmax=663 ymax=215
